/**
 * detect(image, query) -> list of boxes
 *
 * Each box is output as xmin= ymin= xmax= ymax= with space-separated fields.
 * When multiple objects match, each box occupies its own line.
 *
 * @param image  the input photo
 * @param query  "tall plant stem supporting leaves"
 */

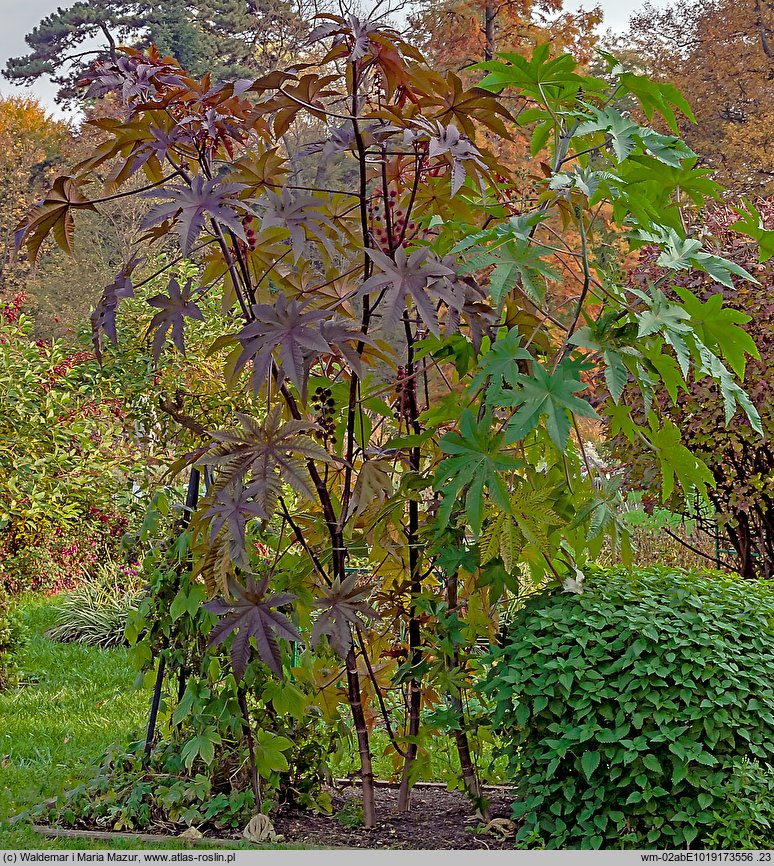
xmin=143 ymin=654 xmax=165 ymax=764
xmin=144 ymin=467 xmax=201 ymax=763
xmin=355 ymin=624 xmax=409 ymax=759
xmin=446 ymin=569 xmax=487 ymax=817
xmin=210 ymin=219 xmax=252 ymax=322
xmin=397 ymin=310 xmax=423 ymax=813
xmin=238 ymin=688 xmax=261 ymax=809
xmin=340 ymin=58 xmax=374 ymax=524
xmin=345 ymin=644 xmax=376 ymax=827
xmin=197 ymin=158 xmax=377 ymax=820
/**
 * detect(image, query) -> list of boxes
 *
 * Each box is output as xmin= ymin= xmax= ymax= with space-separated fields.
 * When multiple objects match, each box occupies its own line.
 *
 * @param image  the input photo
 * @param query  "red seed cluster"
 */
xmin=368 ymin=187 xmax=419 ymax=252
xmin=242 ymin=214 xmax=258 ymax=251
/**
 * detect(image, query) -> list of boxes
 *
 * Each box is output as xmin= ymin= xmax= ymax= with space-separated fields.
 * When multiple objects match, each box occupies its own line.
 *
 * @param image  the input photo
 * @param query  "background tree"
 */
xmin=4 ymin=0 xmax=311 ymax=106
xmin=0 ymin=98 xmax=69 ymax=304
xmin=410 ymin=0 xmax=601 ymax=70
xmin=621 ymin=0 xmax=774 ymax=195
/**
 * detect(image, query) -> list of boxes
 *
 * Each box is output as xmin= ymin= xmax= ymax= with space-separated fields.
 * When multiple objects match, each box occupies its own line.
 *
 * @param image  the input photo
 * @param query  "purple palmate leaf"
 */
xmin=80 ymin=55 xmax=185 ymax=102
xmin=234 ymin=293 xmax=368 ymax=399
xmin=128 ymin=125 xmax=195 ymax=176
xmin=203 ymin=482 xmax=267 ymax=554
xmin=359 ymin=246 xmax=458 ymax=336
xmin=260 ymin=189 xmax=337 ymax=262
xmin=311 ymin=573 xmax=379 ymax=658
xmin=146 ymin=276 xmax=205 ymax=358
xmin=141 ymin=175 xmax=247 ymax=254
xmin=408 ymin=118 xmax=489 ymax=197
xmin=205 ymin=406 xmax=330 ymax=520
xmin=204 ymin=574 xmax=300 ymax=679
xmin=235 ymin=293 xmax=329 ymax=395
xmin=91 ymin=256 xmax=145 ymax=362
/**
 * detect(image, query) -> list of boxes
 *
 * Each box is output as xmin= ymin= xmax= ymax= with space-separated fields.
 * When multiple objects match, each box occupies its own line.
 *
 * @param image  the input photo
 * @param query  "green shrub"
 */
xmin=708 ymin=759 xmax=774 ymax=849
xmin=0 ymin=591 xmax=24 ymax=689
xmin=485 ymin=566 xmax=774 ymax=849
xmin=46 ymin=562 xmax=144 ymax=648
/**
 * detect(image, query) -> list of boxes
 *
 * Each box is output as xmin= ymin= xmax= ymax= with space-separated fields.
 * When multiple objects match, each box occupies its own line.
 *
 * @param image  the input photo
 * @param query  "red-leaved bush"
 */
xmin=610 ymin=201 xmax=774 ymax=578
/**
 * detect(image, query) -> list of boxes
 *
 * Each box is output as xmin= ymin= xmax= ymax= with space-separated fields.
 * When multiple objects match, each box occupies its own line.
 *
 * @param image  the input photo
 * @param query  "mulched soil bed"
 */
xmin=273 ymin=784 xmax=516 ymax=849
xmin=26 ymin=783 xmax=517 ymax=850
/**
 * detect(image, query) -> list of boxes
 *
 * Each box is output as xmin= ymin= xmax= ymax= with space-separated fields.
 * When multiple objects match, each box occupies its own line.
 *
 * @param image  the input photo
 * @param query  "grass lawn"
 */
xmin=0 ymin=596 xmax=271 ymax=850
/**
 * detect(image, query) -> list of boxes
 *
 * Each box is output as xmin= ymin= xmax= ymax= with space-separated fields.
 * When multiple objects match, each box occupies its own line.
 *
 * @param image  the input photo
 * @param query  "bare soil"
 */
xmin=273 ymin=784 xmax=517 ymax=849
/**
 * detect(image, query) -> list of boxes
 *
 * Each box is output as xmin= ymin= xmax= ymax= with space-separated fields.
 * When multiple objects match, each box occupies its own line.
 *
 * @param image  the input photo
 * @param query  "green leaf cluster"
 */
xmin=484 ymin=567 xmax=774 ymax=849
xmin=0 ymin=591 xmax=24 ymax=691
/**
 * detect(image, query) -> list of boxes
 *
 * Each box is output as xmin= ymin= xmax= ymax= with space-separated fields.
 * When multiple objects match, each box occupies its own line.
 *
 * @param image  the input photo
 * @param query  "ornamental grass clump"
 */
xmin=485 ymin=566 xmax=774 ymax=849
xmin=47 ymin=561 xmax=144 ymax=648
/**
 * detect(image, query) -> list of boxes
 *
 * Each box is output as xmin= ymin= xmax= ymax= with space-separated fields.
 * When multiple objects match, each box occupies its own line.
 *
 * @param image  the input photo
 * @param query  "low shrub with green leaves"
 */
xmin=485 ymin=566 xmax=774 ymax=849
xmin=708 ymin=759 xmax=774 ymax=849
xmin=46 ymin=562 xmax=144 ymax=648
xmin=0 ymin=591 xmax=24 ymax=690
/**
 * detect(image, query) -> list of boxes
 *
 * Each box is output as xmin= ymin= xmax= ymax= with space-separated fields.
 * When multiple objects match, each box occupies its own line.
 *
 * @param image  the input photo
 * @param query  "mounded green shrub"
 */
xmin=0 ymin=591 xmax=24 ymax=690
xmin=485 ymin=567 xmax=774 ymax=849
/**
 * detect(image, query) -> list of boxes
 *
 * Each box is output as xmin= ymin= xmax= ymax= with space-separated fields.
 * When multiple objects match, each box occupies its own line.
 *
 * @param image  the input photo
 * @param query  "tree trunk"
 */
xmin=484 ymin=3 xmax=496 ymax=62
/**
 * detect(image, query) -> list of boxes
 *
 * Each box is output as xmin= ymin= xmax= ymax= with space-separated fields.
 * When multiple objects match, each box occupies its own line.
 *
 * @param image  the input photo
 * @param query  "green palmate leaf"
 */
xmin=479 ymin=487 xmax=560 ymax=570
xmin=639 ymin=129 xmax=695 ymax=168
xmin=262 ymin=681 xmax=308 ymax=720
xmin=181 ymin=728 xmax=222 ymax=770
xmin=603 ymin=55 xmax=696 ymax=131
xmin=673 ymin=287 xmax=759 ymax=378
xmin=603 ymin=350 xmax=628 ymax=404
xmin=463 ymin=239 xmax=560 ymax=307
xmin=730 ymin=198 xmax=774 ymax=263
xmin=638 ymin=344 xmax=685 ymax=405
xmin=434 ymin=408 xmax=522 ymax=535
xmin=693 ymin=340 xmax=763 ymax=434
xmin=254 ymin=729 xmax=293 ymax=776
xmin=530 ymin=118 xmax=553 ymax=156
xmin=647 ymin=416 xmax=715 ymax=500
xmin=490 ymin=358 xmax=599 ymax=450
xmin=641 ymin=228 xmax=755 ymax=288
xmin=630 ymin=286 xmax=693 ymax=374
xmin=476 ymin=43 xmax=605 ymax=102
xmin=472 ymin=329 xmax=532 ymax=392
xmin=575 ymin=107 xmax=640 ymax=163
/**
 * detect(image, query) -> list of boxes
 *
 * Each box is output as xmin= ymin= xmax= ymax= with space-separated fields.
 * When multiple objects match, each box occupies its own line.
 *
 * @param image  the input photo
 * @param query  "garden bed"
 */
xmin=29 ymin=785 xmax=516 ymax=850
xmin=272 ymin=785 xmax=515 ymax=849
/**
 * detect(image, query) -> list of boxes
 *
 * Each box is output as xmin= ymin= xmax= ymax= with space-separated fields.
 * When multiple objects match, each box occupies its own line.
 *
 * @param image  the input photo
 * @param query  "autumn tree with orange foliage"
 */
xmin=0 ymin=97 xmax=69 ymax=303
xmin=623 ymin=0 xmax=774 ymax=195
xmin=410 ymin=0 xmax=601 ymax=71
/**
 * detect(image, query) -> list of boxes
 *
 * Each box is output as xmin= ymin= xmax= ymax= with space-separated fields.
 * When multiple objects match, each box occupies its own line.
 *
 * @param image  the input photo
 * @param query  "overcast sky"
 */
xmin=0 ymin=0 xmax=668 ymax=117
